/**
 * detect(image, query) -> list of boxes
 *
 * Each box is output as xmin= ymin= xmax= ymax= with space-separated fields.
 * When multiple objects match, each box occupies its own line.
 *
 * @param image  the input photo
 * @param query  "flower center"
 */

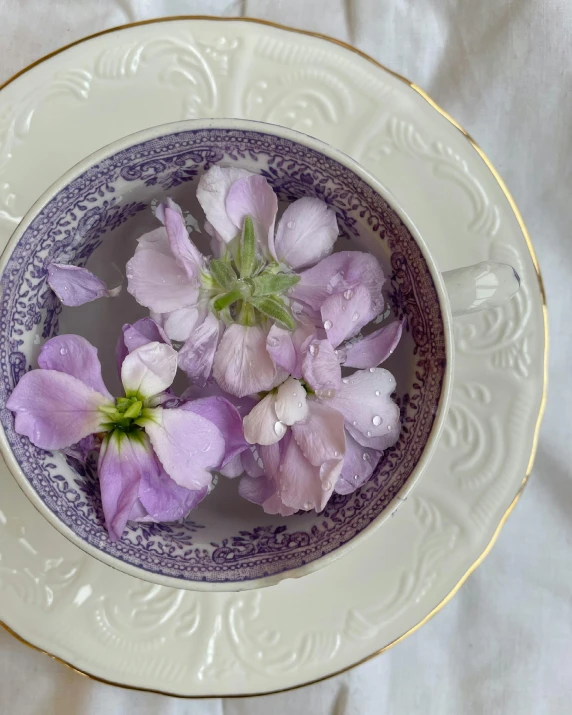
xmin=99 ymin=396 xmax=144 ymax=433
xmin=202 ymin=215 xmax=300 ymax=330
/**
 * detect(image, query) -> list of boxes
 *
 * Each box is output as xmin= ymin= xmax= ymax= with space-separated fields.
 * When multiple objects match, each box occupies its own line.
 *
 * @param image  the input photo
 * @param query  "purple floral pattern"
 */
xmin=0 ymin=127 xmax=446 ymax=584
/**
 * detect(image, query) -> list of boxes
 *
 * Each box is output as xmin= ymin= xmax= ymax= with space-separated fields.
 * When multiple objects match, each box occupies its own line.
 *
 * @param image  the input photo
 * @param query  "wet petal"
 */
xmin=213 ymin=324 xmax=279 ymax=398
xmin=219 ymin=453 xmax=244 ymax=478
xmin=277 ymin=436 xmax=339 ymax=512
xmin=290 ymin=251 xmax=385 ymax=315
xmin=238 ymin=474 xmax=275 ymax=505
xmin=225 ymin=175 xmax=278 ymax=255
xmin=47 ymin=263 xmax=120 ymax=306
xmin=117 ymin=318 xmax=171 ymax=374
xmin=275 ymin=377 xmax=308 ymax=426
xmin=273 ymin=197 xmax=338 ymax=269
xmin=98 ymin=431 xmax=147 ymax=541
xmin=135 ymin=226 xmax=171 ymax=256
xmin=196 ymin=165 xmax=253 ymax=242
xmin=259 ymin=442 xmax=282 ymax=478
xmin=126 ymin=248 xmax=199 ymax=313
xmin=121 ymin=342 xmax=178 ymax=399
xmin=156 ymin=199 xmax=205 ymax=280
xmin=241 ymin=447 xmax=265 ymax=478
xmin=243 ymin=393 xmax=286 ymax=446
xmin=321 ymin=284 xmax=373 ymax=347
xmin=328 ymin=368 xmax=401 ymax=451
xmin=178 ymin=314 xmax=221 ymax=386
xmin=335 ymin=431 xmax=382 ymax=495
xmin=291 ymin=400 xmax=346 ymax=468
xmin=266 ymin=322 xmax=315 ymax=378
xmin=343 ymin=320 xmax=404 ymax=369
xmin=144 ymin=406 xmax=225 ymax=490
xmin=6 ymin=370 xmax=109 ymax=450
xmin=181 ymin=395 xmax=247 ymax=466
xmin=38 ymin=334 xmax=112 ymax=399
xmin=301 ymin=339 xmax=342 ymax=395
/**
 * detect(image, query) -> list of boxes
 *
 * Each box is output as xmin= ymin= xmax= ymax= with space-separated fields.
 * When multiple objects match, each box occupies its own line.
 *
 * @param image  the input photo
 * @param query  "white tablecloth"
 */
xmin=0 ymin=1 xmax=569 ymax=713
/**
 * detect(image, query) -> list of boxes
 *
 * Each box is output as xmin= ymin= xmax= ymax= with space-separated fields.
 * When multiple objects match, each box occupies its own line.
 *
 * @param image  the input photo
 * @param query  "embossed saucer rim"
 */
xmin=0 ymin=15 xmax=547 ymax=697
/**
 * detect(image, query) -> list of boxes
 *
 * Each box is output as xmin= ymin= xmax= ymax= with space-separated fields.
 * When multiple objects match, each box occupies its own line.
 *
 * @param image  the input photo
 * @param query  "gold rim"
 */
xmin=0 ymin=14 xmax=548 ymax=698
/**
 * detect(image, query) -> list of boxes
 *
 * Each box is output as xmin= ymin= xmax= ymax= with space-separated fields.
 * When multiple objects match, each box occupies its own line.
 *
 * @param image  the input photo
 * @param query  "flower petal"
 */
xmin=275 ymin=377 xmax=308 ymax=426
xmin=135 ymin=227 xmax=171 ymax=256
xmin=266 ymin=322 xmax=315 ymax=378
xmin=213 ymin=324 xmax=279 ymax=398
xmin=301 ymin=339 xmax=342 ymax=395
xmin=178 ymin=313 xmax=221 ymax=386
xmin=335 ymin=431 xmax=382 ymax=495
xmin=259 ymin=442 xmax=282 ymax=478
xmin=138 ymin=450 xmax=207 ymax=522
xmin=38 ymin=334 xmax=112 ymax=399
xmin=225 ymin=175 xmax=278 ymax=255
xmin=47 ymin=263 xmax=120 ymax=306
xmin=219 ymin=453 xmax=244 ymax=478
xmin=126 ymin=248 xmax=199 ymax=313
xmin=277 ymin=436 xmax=339 ymax=512
xmin=320 ymin=284 xmax=373 ymax=347
xmin=144 ymin=406 xmax=225 ymax=490
xmin=291 ymin=400 xmax=346 ymax=468
xmin=243 ymin=393 xmax=286 ymax=446
xmin=121 ymin=342 xmax=178 ymax=399
xmin=64 ymin=434 xmax=98 ymax=463
xmin=290 ymin=251 xmax=385 ymax=315
xmin=6 ymin=370 xmax=109 ymax=450
xmin=328 ymin=368 xmax=401 ymax=451
xmin=98 ymin=431 xmax=147 ymax=541
xmin=156 ymin=200 xmax=205 ymax=280
xmin=343 ymin=320 xmax=404 ymax=369
xmin=196 ymin=166 xmax=253 ymax=242
xmin=117 ymin=318 xmax=171 ymax=374
xmin=181 ymin=395 xmax=247 ymax=466
xmin=273 ymin=197 xmax=338 ymax=269
xmin=238 ymin=474 xmax=275 ymax=505
xmin=241 ymin=447 xmax=265 ymax=478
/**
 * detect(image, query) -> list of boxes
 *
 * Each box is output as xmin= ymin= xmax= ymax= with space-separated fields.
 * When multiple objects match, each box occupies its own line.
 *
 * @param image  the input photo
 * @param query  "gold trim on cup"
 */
xmin=0 ymin=14 xmax=548 ymax=699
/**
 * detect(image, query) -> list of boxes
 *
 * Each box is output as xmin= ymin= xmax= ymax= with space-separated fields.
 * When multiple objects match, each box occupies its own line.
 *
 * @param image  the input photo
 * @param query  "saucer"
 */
xmin=0 ymin=17 xmax=546 ymax=696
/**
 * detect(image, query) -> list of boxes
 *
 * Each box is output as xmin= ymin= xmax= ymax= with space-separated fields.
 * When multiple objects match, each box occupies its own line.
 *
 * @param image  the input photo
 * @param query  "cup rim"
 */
xmin=0 ymin=118 xmax=454 ymax=591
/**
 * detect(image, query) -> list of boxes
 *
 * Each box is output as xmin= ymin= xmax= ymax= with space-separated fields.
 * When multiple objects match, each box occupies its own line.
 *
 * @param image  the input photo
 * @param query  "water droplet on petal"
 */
xmin=309 ymin=343 xmax=319 ymax=357
xmin=367 ymin=431 xmax=372 ymax=437
xmin=375 ymin=390 xmax=381 ymax=396
xmin=59 ymin=348 xmax=67 ymax=355
xmin=298 ymin=402 xmax=303 ymax=408
xmin=352 ymin=312 xmax=359 ymax=322
xmin=387 ymin=425 xmax=392 ymax=431
xmin=343 ymin=288 xmax=354 ymax=300
xmin=342 ymin=378 xmax=349 ymax=384
xmin=323 ymin=481 xmax=332 ymax=491
xmin=303 ymin=501 xmax=312 ymax=510
xmin=267 ymin=336 xmax=279 ymax=348
xmin=274 ymin=420 xmax=285 ymax=436
xmin=353 ymin=474 xmax=359 ymax=481
xmin=316 ymin=388 xmax=335 ymax=399
xmin=341 ymin=305 xmax=347 ymax=312
xmin=362 ymin=453 xmax=371 ymax=462
xmin=334 ymin=451 xmax=340 ymax=457
xmin=287 ymin=220 xmax=296 ymax=229
xmin=372 ymin=415 xmax=382 ymax=426
xmin=352 ymin=420 xmax=358 ymax=426
xmin=323 ymin=319 xmax=333 ymax=330
xmin=369 ymin=367 xmax=375 ymax=373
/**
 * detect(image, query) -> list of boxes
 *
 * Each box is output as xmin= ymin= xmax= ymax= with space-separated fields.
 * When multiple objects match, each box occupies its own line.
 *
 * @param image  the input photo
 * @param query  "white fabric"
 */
xmin=0 ymin=1 xmax=569 ymax=713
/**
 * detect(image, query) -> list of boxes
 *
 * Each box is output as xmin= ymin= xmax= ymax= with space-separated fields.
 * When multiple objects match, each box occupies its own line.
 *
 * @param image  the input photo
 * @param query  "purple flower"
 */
xmin=6 ymin=331 xmax=232 ymax=541
xmin=125 ymin=168 xmax=340 ymax=398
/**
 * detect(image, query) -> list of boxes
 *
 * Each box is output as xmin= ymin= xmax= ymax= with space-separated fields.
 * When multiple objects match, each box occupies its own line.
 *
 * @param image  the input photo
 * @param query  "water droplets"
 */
xmin=323 ymin=481 xmax=332 ymax=491
xmin=367 ymin=431 xmax=372 ymax=437
xmin=298 ymin=402 xmax=303 ymax=408
xmin=343 ymin=288 xmax=354 ymax=300
xmin=286 ymin=220 xmax=296 ymax=230
xmin=309 ymin=343 xmax=320 ymax=357
xmin=267 ymin=336 xmax=279 ymax=348
xmin=375 ymin=390 xmax=381 ymax=396
xmin=352 ymin=312 xmax=359 ymax=322
xmin=303 ymin=501 xmax=312 ymax=510
xmin=352 ymin=420 xmax=358 ymax=426
xmin=362 ymin=452 xmax=371 ymax=462
xmin=372 ymin=415 xmax=382 ymax=426
xmin=335 ymin=348 xmax=347 ymax=365
xmin=353 ymin=474 xmax=359 ymax=481
xmin=316 ymin=388 xmax=335 ymax=399
xmin=274 ymin=420 xmax=286 ymax=437
xmin=323 ymin=319 xmax=333 ymax=330
xmin=342 ymin=378 xmax=349 ymax=384
xmin=334 ymin=450 xmax=340 ymax=458
xmin=387 ymin=425 xmax=392 ymax=431
xmin=369 ymin=367 xmax=376 ymax=373
xmin=59 ymin=347 xmax=68 ymax=356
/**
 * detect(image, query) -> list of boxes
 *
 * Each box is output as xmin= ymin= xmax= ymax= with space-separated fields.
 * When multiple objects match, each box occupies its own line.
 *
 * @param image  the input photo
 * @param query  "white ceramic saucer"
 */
xmin=0 ymin=18 xmax=546 ymax=696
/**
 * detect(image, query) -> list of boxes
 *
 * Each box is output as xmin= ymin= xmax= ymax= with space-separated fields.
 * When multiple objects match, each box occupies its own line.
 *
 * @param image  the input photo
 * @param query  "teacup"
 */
xmin=0 ymin=119 xmax=519 ymax=591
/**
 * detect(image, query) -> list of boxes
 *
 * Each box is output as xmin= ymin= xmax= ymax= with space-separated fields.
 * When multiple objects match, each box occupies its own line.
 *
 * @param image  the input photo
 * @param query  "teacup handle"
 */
xmin=442 ymin=261 xmax=521 ymax=317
